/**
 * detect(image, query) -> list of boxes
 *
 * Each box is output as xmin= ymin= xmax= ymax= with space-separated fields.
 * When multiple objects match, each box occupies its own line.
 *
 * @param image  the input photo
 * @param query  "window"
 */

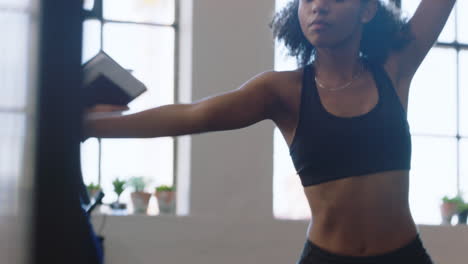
xmin=0 ymin=0 xmax=39 ymax=262
xmin=273 ymin=0 xmax=309 ymax=220
xmin=81 ymin=0 xmax=177 ymax=215
xmin=402 ymin=0 xmax=467 ymax=225
xmin=273 ymin=0 xmax=468 ymax=225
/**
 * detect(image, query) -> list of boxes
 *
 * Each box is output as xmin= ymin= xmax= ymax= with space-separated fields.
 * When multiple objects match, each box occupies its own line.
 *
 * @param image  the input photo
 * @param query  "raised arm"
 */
xmin=392 ymin=0 xmax=457 ymax=80
xmin=83 ymin=71 xmax=282 ymax=140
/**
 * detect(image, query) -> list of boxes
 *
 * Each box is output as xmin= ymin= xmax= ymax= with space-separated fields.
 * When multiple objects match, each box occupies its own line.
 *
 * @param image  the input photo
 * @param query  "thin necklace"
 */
xmin=314 ymin=60 xmax=365 ymax=92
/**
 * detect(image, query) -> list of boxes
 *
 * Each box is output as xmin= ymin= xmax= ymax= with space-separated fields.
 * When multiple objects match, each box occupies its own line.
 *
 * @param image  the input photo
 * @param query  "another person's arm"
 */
xmin=83 ymin=71 xmax=282 ymax=140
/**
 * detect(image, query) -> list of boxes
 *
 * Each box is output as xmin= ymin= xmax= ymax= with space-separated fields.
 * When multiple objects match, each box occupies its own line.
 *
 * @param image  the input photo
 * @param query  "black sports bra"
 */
xmin=289 ymin=60 xmax=412 ymax=187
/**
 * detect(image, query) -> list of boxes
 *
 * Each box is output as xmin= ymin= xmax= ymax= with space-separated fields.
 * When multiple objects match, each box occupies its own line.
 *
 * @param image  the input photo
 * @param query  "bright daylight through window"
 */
xmin=273 ymin=0 xmax=468 ymax=225
xmin=81 ymin=0 xmax=177 ymax=216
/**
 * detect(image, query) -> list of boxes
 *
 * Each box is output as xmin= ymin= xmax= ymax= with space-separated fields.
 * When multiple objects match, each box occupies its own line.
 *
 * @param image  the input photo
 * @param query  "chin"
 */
xmin=309 ymin=38 xmax=334 ymax=48
xmin=310 ymin=34 xmax=349 ymax=49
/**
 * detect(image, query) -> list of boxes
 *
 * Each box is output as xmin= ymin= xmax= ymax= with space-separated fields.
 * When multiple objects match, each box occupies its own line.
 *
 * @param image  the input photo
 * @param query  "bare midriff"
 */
xmin=303 ymin=169 xmax=419 ymax=257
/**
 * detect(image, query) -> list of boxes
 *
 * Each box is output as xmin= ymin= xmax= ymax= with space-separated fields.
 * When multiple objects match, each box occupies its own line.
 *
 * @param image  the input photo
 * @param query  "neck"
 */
xmin=313 ymin=28 xmax=363 ymax=83
xmin=314 ymin=52 xmax=361 ymax=79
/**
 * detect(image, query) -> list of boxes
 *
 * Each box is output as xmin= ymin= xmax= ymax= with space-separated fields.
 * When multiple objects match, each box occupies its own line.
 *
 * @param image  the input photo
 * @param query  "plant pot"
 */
xmin=130 ymin=191 xmax=152 ymax=214
xmin=440 ymin=202 xmax=458 ymax=225
xmin=155 ymin=191 xmax=175 ymax=215
xmin=87 ymin=189 xmax=101 ymax=200
xmin=110 ymin=202 xmax=127 ymax=210
xmin=457 ymin=209 xmax=468 ymax=225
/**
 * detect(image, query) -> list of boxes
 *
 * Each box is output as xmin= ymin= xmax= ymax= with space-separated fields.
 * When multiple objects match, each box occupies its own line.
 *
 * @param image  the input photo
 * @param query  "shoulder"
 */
xmin=260 ymin=68 xmax=304 ymax=94
xmin=255 ymin=68 xmax=303 ymax=85
xmin=261 ymin=68 xmax=304 ymax=104
xmin=234 ymin=69 xmax=303 ymax=103
xmin=268 ymin=68 xmax=306 ymax=120
xmin=248 ymin=68 xmax=304 ymax=121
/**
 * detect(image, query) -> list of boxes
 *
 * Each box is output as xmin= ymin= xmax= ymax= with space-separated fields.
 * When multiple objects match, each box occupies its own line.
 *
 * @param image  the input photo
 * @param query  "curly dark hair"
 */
xmin=270 ymin=0 xmax=413 ymax=67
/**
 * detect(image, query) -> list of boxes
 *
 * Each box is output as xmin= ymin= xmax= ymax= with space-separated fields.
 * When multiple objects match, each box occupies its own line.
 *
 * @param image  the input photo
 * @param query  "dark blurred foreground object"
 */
xmin=33 ymin=0 xmax=104 ymax=263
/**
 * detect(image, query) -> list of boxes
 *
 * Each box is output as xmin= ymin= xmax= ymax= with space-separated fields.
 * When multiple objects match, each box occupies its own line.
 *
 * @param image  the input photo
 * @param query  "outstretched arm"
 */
xmin=83 ymin=71 xmax=282 ymax=140
xmin=393 ymin=0 xmax=457 ymax=80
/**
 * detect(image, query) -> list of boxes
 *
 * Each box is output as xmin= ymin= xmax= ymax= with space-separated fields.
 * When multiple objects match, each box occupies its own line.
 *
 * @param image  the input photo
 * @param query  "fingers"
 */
xmin=88 ymin=104 xmax=129 ymax=113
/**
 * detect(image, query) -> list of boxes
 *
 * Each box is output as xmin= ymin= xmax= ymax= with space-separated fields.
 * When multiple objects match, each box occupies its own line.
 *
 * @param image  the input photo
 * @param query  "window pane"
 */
xmin=407 ymin=48 xmax=457 ymax=136
xmin=461 ymin=139 xmax=468 ymax=199
xmin=273 ymin=0 xmax=306 ymax=220
xmin=0 ymin=113 xmax=26 ymax=214
xmin=400 ymin=1 xmax=418 ymax=19
xmin=275 ymin=0 xmax=291 ymax=10
xmin=457 ymin=1 xmax=468 ymax=44
xmin=0 ymin=13 xmax=29 ymax=109
xmin=99 ymin=138 xmax=174 ymax=210
xmin=97 ymin=23 xmax=175 ymax=210
xmin=0 ymin=113 xmax=29 ymax=263
xmin=409 ymin=136 xmax=458 ymax=225
xmin=82 ymin=19 xmax=101 ymax=64
xmin=273 ymin=128 xmax=310 ymax=220
xmin=0 ymin=3 xmax=37 ymax=264
xmin=80 ymin=138 xmax=101 ymax=186
xmin=103 ymin=23 xmax=175 ymax=110
xmin=401 ymin=0 xmax=456 ymax=43
xmin=274 ymin=0 xmax=297 ymax=71
xmin=274 ymin=39 xmax=297 ymax=72
xmin=461 ymin=51 xmax=468 ymax=137
xmin=83 ymin=0 xmax=94 ymax=11
xmin=0 ymin=0 xmax=29 ymax=9
xmin=104 ymin=0 xmax=175 ymax=25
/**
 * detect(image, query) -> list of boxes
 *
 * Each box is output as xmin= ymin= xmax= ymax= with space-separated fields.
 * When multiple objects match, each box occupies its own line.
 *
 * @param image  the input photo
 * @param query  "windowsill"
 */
xmin=89 ymin=211 xmax=468 ymax=229
xmin=91 ymin=213 xmax=182 ymax=219
xmin=89 ymin=204 xmax=179 ymax=218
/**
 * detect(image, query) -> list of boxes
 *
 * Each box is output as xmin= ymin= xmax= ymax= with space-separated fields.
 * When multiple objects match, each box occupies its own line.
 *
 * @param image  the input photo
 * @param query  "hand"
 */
xmin=86 ymin=104 xmax=130 ymax=114
xmin=81 ymin=104 xmax=130 ymax=142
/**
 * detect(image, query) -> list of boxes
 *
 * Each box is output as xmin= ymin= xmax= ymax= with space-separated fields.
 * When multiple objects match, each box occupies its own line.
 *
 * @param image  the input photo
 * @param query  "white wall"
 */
xmin=92 ymin=1 xmax=468 ymax=263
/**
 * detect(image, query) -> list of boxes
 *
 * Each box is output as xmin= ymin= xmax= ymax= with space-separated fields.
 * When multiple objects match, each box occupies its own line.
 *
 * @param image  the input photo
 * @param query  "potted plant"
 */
xmin=441 ymin=195 xmax=464 ymax=225
xmin=110 ymin=178 xmax=127 ymax=210
xmin=456 ymin=202 xmax=468 ymax=225
xmin=128 ymin=176 xmax=152 ymax=214
xmin=155 ymin=185 xmax=175 ymax=215
xmin=86 ymin=182 xmax=101 ymax=200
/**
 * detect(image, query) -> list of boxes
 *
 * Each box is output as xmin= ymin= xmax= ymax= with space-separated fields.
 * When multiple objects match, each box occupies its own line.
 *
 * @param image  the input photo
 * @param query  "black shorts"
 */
xmin=297 ymin=234 xmax=434 ymax=264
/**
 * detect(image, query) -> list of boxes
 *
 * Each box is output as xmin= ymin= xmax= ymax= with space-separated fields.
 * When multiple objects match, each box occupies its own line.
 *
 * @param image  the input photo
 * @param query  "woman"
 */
xmin=83 ymin=0 xmax=456 ymax=263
